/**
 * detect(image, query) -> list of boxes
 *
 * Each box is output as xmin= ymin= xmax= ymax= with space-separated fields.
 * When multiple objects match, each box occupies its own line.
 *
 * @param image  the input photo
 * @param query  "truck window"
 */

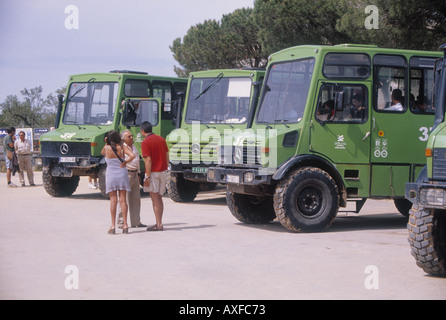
xmin=64 ymin=82 xmax=119 ymax=125
xmin=374 ymin=55 xmax=407 ymax=113
xmin=153 ymin=81 xmax=172 ymax=119
xmin=316 ymin=84 xmax=368 ymax=123
xmin=185 ymin=77 xmax=252 ymax=124
xmin=124 ymin=79 xmax=150 ymax=97
xmin=257 ymin=58 xmax=315 ymax=124
xmin=323 ymin=53 xmax=371 ymax=79
xmin=409 ymin=57 xmax=436 ymax=114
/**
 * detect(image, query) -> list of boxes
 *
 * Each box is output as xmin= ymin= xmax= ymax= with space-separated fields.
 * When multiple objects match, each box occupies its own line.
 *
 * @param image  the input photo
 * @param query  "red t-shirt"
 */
xmin=141 ymin=133 xmax=168 ymax=173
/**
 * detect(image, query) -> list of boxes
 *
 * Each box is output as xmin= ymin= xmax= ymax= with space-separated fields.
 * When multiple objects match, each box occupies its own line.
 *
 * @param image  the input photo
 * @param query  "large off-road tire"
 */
xmin=42 ymin=166 xmax=80 ymax=197
xmin=274 ymin=167 xmax=339 ymax=233
xmin=167 ymin=172 xmax=200 ymax=202
xmin=408 ymin=207 xmax=446 ymax=276
xmin=226 ymin=191 xmax=276 ymax=224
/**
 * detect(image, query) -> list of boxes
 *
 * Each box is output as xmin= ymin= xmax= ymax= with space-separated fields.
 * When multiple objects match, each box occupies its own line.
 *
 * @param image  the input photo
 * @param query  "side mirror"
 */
xmin=172 ymin=92 xmax=185 ymax=128
xmin=54 ymin=94 xmax=64 ymax=129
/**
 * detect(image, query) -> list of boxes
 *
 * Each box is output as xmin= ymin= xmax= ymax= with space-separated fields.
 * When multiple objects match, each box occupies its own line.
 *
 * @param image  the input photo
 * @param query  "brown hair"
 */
xmin=105 ymin=130 xmax=122 ymax=153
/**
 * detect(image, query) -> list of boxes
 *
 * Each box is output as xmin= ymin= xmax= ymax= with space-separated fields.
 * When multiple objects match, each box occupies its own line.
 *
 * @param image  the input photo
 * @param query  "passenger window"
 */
xmin=374 ymin=55 xmax=406 ymax=113
xmin=323 ymin=53 xmax=371 ymax=79
xmin=152 ymin=81 xmax=173 ymax=120
xmin=316 ymin=84 xmax=368 ymax=123
xmin=410 ymin=57 xmax=436 ymax=114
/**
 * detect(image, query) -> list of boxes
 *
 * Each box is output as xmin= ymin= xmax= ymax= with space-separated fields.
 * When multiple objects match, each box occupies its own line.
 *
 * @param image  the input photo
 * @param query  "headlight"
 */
xmin=243 ymin=172 xmax=255 ymax=183
xmin=207 ymin=169 xmax=215 ymax=181
xmin=420 ymin=188 xmax=446 ymax=206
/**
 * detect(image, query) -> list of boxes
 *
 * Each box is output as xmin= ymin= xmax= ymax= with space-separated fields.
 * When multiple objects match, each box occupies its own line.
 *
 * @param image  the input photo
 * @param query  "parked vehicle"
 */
xmin=207 ymin=44 xmax=441 ymax=232
xmin=406 ymin=44 xmax=446 ymax=276
xmin=38 ymin=70 xmax=187 ymax=197
xmin=167 ymin=68 xmax=264 ymax=202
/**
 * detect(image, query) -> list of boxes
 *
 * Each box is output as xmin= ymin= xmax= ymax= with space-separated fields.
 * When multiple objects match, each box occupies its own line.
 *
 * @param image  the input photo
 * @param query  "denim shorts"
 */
xmin=4 ymin=155 xmax=12 ymax=170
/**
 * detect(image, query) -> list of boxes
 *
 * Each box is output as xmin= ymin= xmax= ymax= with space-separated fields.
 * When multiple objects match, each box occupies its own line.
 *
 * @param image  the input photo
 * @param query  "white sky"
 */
xmin=0 ymin=0 xmax=254 ymax=102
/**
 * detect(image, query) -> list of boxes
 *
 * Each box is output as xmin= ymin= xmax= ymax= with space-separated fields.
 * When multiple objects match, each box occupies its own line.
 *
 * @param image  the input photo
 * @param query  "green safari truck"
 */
xmin=38 ymin=70 xmax=187 ymax=197
xmin=405 ymin=44 xmax=446 ymax=276
xmin=207 ymin=44 xmax=441 ymax=232
xmin=167 ymin=68 xmax=264 ymax=202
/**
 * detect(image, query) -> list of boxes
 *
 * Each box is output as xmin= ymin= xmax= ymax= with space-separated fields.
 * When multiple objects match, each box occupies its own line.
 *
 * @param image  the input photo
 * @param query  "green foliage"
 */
xmin=336 ymin=0 xmax=446 ymax=50
xmin=171 ymin=8 xmax=267 ymax=77
xmin=0 ymin=86 xmax=65 ymax=128
xmin=171 ymin=0 xmax=446 ymax=76
xmin=253 ymin=0 xmax=352 ymax=56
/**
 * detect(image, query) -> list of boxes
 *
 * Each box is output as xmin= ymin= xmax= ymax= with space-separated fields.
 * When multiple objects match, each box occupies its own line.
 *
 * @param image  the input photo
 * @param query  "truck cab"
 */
xmin=207 ymin=44 xmax=441 ymax=233
xmin=166 ymin=68 xmax=264 ymax=202
xmin=39 ymin=71 xmax=186 ymax=197
xmin=405 ymin=44 xmax=446 ymax=276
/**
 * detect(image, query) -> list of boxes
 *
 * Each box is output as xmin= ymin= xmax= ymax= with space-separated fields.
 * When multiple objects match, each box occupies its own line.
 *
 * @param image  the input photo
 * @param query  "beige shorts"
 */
xmin=143 ymin=171 xmax=168 ymax=195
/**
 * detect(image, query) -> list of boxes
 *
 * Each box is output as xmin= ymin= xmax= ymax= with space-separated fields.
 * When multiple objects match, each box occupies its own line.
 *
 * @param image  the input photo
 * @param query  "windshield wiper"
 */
xmin=274 ymin=119 xmax=290 ymax=128
xmin=85 ymin=122 xmax=102 ymax=129
xmin=194 ymin=73 xmax=224 ymax=101
xmin=68 ymin=78 xmax=96 ymax=101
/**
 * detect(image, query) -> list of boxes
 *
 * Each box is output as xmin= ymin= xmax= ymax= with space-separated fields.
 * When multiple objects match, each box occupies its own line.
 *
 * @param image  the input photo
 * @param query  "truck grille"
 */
xmin=219 ymin=144 xmax=261 ymax=166
xmin=433 ymin=148 xmax=446 ymax=181
xmin=40 ymin=141 xmax=91 ymax=158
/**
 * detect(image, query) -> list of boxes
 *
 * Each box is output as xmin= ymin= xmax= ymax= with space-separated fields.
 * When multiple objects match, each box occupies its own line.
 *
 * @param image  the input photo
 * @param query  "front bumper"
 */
xmin=170 ymin=163 xmax=209 ymax=182
xmin=406 ymin=182 xmax=446 ymax=208
xmin=207 ymin=167 xmax=271 ymax=185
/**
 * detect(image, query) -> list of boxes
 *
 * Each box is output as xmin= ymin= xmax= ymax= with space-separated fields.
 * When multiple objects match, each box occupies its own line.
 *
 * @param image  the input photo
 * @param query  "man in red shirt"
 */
xmin=140 ymin=121 xmax=169 ymax=231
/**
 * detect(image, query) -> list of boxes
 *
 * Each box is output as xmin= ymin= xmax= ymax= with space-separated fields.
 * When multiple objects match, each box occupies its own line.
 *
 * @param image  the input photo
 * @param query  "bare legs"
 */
xmin=109 ymin=190 xmax=128 ymax=233
xmin=148 ymin=192 xmax=164 ymax=230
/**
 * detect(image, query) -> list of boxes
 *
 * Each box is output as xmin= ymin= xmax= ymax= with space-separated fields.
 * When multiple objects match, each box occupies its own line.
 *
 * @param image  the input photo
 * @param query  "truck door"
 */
xmin=310 ymin=81 xmax=372 ymax=164
xmin=370 ymin=55 xmax=435 ymax=197
xmin=121 ymin=98 xmax=161 ymax=146
xmin=310 ymin=81 xmax=372 ymax=197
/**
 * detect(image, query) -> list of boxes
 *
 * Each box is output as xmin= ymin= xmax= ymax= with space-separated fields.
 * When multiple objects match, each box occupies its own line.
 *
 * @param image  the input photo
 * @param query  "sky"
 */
xmin=0 ymin=0 xmax=254 ymax=103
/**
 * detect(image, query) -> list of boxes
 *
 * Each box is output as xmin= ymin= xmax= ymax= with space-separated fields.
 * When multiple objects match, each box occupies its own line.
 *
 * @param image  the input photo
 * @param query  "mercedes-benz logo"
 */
xmin=60 ymin=143 xmax=69 ymax=155
xmin=191 ymin=143 xmax=200 ymax=155
xmin=233 ymin=147 xmax=243 ymax=164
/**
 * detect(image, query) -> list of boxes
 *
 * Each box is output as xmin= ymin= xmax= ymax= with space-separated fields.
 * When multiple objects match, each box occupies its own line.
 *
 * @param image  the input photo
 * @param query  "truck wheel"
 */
xmin=42 ymin=166 xmax=80 ymax=197
xmin=408 ymin=207 xmax=446 ymax=276
xmin=226 ymin=191 xmax=276 ymax=224
xmin=167 ymin=172 xmax=200 ymax=202
xmin=394 ymin=198 xmax=412 ymax=217
xmin=274 ymin=167 xmax=339 ymax=232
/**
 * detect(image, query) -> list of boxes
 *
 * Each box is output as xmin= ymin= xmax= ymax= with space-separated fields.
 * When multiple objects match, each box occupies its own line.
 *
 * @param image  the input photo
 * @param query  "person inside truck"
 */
xmin=387 ymin=89 xmax=404 ymax=111
xmin=317 ymin=100 xmax=335 ymax=121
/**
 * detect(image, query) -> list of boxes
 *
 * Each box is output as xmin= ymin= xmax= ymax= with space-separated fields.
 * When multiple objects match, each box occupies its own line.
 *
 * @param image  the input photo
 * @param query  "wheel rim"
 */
xmin=295 ymin=184 xmax=325 ymax=219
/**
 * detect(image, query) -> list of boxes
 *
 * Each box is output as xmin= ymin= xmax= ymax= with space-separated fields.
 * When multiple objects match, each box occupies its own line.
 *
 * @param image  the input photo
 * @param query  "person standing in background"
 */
xmin=14 ymin=131 xmax=35 ymax=186
xmin=3 ymin=127 xmax=17 ymax=187
xmin=117 ymin=130 xmax=146 ymax=228
xmin=140 ymin=122 xmax=169 ymax=231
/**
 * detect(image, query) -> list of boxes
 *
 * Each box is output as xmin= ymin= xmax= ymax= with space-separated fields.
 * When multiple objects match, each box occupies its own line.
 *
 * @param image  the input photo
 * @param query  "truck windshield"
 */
xmin=63 ymin=82 xmax=119 ymax=126
xmin=185 ymin=77 xmax=252 ymax=124
xmin=257 ymin=58 xmax=315 ymax=124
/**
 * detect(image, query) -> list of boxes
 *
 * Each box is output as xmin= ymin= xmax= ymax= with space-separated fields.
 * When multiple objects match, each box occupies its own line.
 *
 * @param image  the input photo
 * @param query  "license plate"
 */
xmin=60 ymin=157 xmax=76 ymax=163
xmin=226 ymin=174 xmax=240 ymax=183
xmin=192 ymin=167 xmax=208 ymax=173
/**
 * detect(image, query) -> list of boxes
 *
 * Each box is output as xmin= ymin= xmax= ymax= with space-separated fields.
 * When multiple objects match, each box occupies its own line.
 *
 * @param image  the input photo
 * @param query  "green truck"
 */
xmin=206 ymin=44 xmax=441 ymax=233
xmin=406 ymin=44 xmax=446 ymax=276
xmin=38 ymin=71 xmax=187 ymax=197
xmin=167 ymin=68 xmax=264 ymax=202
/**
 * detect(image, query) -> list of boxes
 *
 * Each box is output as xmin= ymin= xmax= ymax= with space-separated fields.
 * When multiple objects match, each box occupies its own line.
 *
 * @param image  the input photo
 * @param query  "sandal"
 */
xmin=107 ymin=228 xmax=115 ymax=235
xmin=146 ymin=224 xmax=164 ymax=231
